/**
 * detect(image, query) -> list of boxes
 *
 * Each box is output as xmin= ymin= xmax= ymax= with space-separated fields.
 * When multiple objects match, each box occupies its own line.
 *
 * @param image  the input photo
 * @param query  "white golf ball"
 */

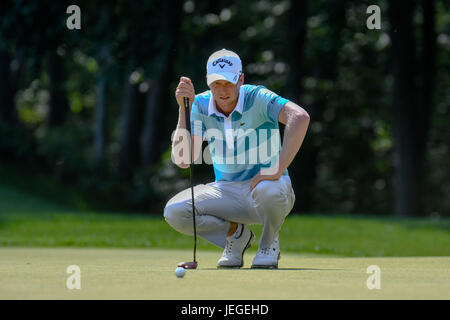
xmin=175 ymin=267 xmax=186 ymax=278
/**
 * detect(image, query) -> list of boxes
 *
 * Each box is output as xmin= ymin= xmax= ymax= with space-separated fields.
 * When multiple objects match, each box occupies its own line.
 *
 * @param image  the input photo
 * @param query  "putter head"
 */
xmin=177 ymin=261 xmax=198 ymax=269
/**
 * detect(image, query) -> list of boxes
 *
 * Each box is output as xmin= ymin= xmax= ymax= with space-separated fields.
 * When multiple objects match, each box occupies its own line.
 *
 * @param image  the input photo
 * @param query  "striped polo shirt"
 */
xmin=190 ymin=84 xmax=290 ymax=182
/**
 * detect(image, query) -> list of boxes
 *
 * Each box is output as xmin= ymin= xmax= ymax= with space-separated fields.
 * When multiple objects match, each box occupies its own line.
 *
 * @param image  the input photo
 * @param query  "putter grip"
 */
xmin=184 ymin=97 xmax=191 ymax=134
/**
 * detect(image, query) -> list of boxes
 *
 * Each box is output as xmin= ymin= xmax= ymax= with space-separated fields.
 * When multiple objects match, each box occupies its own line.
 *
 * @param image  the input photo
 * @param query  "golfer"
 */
xmin=164 ymin=49 xmax=310 ymax=268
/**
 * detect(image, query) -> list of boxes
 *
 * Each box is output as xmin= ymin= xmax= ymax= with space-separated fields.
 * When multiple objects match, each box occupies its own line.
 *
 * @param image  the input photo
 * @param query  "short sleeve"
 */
xmin=190 ymin=97 xmax=206 ymax=137
xmin=256 ymin=87 xmax=290 ymax=123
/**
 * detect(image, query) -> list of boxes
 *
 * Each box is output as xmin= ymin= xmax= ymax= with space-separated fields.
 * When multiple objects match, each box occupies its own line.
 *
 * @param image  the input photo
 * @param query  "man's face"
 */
xmin=208 ymin=74 xmax=244 ymax=110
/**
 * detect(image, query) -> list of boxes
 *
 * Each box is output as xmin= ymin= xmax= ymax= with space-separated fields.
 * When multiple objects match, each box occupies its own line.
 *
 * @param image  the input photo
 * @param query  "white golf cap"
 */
xmin=206 ymin=49 xmax=242 ymax=86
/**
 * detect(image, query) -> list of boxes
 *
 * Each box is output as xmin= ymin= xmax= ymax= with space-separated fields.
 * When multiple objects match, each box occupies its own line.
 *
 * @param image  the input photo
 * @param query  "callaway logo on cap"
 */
xmin=206 ymin=49 xmax=242 ymax=86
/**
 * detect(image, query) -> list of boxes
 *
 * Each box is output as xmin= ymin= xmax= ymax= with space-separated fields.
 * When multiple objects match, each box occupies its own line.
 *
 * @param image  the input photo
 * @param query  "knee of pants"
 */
xmin=163 ymin=202 xmax=194 ymax=235
xmin=251 ymin=180 xmax=293 ymax=220
xmin=252 ymin=180 xmax=286 ymax=206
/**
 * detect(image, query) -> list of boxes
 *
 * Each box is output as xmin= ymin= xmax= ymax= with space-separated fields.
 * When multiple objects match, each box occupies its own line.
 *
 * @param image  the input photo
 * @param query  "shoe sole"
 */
xmin=217 ymin=231 xmax=255 ymax=269
xmin=251 ymin=253 xmax=281 ymax=269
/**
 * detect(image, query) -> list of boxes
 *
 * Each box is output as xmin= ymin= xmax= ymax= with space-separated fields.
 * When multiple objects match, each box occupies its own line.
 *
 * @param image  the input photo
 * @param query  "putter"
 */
xmin=177 ymin=97 xmax=198 ymax=270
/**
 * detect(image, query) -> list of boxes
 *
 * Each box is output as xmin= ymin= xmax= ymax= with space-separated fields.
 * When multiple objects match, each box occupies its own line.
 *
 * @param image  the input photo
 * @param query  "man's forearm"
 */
xmin=172 ymin=107 xmax=190 ymax=169
xmin=277 ymin=111 xmax=310 ymax=175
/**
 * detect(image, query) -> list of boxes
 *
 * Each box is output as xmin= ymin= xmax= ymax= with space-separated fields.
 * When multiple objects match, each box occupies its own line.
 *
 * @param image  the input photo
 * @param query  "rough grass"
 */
xmin=1 ymin=183 xmax=449 ymax=257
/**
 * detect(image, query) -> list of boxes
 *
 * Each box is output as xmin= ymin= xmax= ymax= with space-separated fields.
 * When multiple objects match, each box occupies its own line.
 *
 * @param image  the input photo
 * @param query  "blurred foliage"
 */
xmin=0 ymin=0 xmax=448 ymax=216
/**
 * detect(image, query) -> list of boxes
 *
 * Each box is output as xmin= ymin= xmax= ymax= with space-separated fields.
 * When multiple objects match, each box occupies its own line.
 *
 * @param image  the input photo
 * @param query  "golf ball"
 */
xmin=175 ymin=267 xmax=186 ymax=278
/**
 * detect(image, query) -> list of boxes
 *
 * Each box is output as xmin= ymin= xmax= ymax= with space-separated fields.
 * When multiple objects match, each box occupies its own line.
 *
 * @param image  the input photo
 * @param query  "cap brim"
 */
xmin=207 ymin=72 xmax=239 ymax=86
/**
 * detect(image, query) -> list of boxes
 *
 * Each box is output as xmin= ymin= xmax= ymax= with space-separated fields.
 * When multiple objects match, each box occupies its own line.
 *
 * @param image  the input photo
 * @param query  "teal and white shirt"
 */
xmin=190 ymin=84 xmax=290 ymax=182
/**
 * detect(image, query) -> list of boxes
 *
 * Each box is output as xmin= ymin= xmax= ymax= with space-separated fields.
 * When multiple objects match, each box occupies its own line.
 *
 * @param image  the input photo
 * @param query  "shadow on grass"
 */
xmin=200 ymin=267 xmax=345 ymax=271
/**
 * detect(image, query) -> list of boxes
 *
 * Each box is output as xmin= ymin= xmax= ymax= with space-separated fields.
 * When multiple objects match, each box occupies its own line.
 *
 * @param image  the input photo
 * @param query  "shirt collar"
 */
xmin=208 ymin=86 xmax=244 ymax=118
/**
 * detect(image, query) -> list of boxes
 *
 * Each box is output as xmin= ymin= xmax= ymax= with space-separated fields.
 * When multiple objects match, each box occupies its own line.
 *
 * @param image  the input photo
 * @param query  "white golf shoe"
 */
xmin=217 ymin=224 xmax=255 ymax=268
xmin=251 ymin=236 xmax=280 ymax=269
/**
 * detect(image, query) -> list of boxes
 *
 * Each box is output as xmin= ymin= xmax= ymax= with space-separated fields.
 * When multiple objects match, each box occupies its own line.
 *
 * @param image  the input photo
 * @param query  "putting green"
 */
xmin=0 ymin=248 xmax=448 ymax=300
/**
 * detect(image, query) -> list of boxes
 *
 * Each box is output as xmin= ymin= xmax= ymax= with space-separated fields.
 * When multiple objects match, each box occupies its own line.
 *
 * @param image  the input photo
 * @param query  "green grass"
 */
xmin=0 ymin=182 xmax=449 ymax=257
xmin=1 ymin=248 xmax=449 ymax=299
xmin=1 ymin=180 xmax=449 ymax=300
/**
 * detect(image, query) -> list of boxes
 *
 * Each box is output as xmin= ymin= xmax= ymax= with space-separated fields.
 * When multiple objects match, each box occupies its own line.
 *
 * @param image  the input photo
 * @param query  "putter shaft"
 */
xmin=184 ymin=97 xmax=197 ymax=264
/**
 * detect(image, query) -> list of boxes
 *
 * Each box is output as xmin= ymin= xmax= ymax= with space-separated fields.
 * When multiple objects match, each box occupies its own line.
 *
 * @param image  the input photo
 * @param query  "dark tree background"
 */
xmin=0 ymin=0 xmax=448 ymax=217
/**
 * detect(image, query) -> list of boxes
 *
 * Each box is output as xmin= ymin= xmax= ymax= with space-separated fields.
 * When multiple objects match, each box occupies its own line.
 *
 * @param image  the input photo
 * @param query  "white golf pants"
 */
xmin=164 ymin=175 xmax=295 ymax=249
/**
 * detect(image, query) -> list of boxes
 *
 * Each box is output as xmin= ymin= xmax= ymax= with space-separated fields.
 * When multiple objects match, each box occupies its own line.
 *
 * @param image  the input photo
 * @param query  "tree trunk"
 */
xmin=284 ymin=0 xmax=310 ymax=212
xmin=140 ymin=0 xmax=183 ymax=167
xmin=117 ymin=72 xmax=145 ymax=179
xmin=47 ymin=51 xmax=69 ymax=127
xmin=0 ymin=48 xmax=15 ymax=123
xmin=286 ymin=0 xmax=346 ymax=213
xmin=94 ymin=45 xmax=109 ymax=169
xmin=389 ymin=0 xmax=431 ymax=216
xmin=419 ymin=0 xmax=436 ymax=145
xmin=93 ymin=6 xmax=111 ymax=171
xmin=141 ymin=77 xmax=166 ymax=166
xmin=286 ymin=1 xmax=308 ymax=101
xmin=417 ymin=0 xmax=437 ymax=213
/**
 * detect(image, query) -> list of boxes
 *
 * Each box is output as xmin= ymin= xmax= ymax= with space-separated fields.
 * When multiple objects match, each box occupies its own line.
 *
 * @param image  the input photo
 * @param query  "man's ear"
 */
xmin=239 ymin=73 xmax=244 ymax=84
